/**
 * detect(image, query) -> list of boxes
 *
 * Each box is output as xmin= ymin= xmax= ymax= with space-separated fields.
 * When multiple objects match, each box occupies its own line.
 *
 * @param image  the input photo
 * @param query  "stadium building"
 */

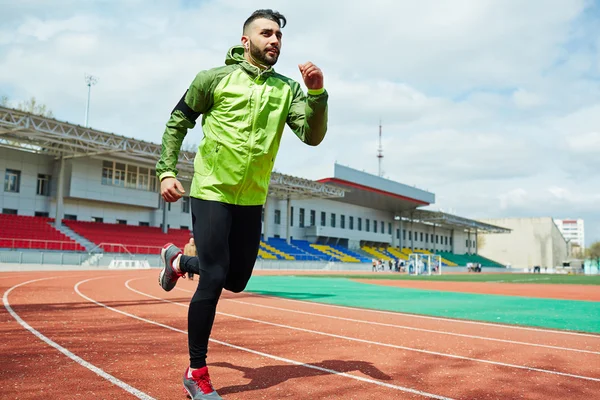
xmin=477 ymin=217 xmax=570 ymax=270
xmin=554 ymin=218 xmax=585 ymax=255
xmin=0 ymin=106 xmax=509 ymax=269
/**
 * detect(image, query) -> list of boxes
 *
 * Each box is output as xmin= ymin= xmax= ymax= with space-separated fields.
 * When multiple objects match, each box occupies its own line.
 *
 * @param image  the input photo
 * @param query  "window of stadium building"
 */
xmin=102 ymin=161 xmax=157 ymax=191
xmin=4 ymin=169 xmax=20 ymax=193
xmin=182 ymin=197 xmax=190 ymax=213
xmin=37 ymin=174 xmax=51 ymax=196
xmin=274 ymin=210 xmax=281 ymax=224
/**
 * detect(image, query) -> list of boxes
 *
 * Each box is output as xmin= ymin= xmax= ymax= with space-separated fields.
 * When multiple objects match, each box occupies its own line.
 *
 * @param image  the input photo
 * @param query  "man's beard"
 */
xmin=249 ymin=40 xmax=279 ymax=66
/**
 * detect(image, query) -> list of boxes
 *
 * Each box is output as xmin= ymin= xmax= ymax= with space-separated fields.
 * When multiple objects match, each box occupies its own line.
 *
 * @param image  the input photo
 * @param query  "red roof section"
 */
xmin=316 ymin=178 xmax=430 ymax=206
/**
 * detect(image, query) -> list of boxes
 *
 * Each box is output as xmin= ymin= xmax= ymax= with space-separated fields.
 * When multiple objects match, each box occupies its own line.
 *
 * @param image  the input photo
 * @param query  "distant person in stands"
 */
xmin=183 ymin=238 xmax=197 ymax=280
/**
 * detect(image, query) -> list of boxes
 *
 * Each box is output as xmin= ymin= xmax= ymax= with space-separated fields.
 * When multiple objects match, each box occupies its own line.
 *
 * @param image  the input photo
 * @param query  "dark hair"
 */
xmin=243 ymin=9 xmax=287 ymax=32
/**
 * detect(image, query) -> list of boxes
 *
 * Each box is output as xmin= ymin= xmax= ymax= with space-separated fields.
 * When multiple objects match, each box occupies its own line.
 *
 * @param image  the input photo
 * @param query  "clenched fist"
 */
xmin=161 ymin=177 xmax=185 ymax=202
xmin=298 ymin=62 xmax=324 ymax=91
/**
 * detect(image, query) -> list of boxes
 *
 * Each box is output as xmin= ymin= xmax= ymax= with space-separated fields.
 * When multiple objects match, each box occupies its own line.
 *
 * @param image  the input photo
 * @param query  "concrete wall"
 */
xmin=0 ymin=147 xmax=55 ymax=215
xmin=478 ymin=217 xmax=569 ymax=269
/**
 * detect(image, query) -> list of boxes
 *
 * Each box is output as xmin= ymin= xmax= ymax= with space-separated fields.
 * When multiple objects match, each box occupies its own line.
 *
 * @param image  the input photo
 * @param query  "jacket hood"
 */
xmin=225 ymin=45 xmax=273 ymax=78
xmin=225 ymin=45 xmax=246 ymax=65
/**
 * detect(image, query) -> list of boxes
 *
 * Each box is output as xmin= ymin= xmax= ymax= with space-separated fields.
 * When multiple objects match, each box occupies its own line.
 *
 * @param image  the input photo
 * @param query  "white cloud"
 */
xmin=16 ymin=15 xmax=107 ymax=41
xmin=512 ymin=88 xmax=544 ymax=108
xmin=565 ymin=131 xmax=600 ymax=153
xmin=499 ymin=188 xmax=529 ymax=210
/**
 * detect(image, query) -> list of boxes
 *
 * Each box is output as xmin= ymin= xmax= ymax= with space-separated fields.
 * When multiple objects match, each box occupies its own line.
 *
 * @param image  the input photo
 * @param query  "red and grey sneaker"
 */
xmin=183 ymin=367 xmax=222 ymax=399
xmin=158 ymin=243 xmax=184 ymax=292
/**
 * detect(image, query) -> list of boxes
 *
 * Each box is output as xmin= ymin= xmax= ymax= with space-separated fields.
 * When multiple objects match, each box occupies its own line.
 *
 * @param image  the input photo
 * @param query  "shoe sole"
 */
xmin=158 ymin=245 xmax=175 ymax=291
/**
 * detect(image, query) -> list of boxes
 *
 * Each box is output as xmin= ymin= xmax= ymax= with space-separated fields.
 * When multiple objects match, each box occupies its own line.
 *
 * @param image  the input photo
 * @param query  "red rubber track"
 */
xmin=2 ymin=270 xmax=599 ymax=399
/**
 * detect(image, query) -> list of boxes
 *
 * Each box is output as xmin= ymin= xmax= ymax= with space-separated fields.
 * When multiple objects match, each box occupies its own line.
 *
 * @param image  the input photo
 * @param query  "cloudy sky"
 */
xmin=1 ymin=0 xmax=599 ymax=246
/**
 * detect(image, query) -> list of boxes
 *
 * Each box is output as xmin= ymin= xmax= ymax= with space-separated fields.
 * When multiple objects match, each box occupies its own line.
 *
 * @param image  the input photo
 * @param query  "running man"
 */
xmin=155 ymin=9 xmax=328 ymax=399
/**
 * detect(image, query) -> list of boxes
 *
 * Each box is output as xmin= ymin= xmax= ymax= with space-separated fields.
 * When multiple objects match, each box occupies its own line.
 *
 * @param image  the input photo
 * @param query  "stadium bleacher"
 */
xmin=432 ymin=251 xmax=503 ymax=268
xmin=330 ymin=244 xmax=371 ymax=263
xmin=361 ymin=246 xmax=392 ymax=261
xmin=0 ymin=213 xmax=506 ymax=267
xmin=264 ymin=238 xmax=322 ymax=261
xmin=357 ymin=245 xmax=507 ymax=268
xmin=258 ymin=238 xmax=373 ymax=263
xmin=311 ymin=244 xmax=359 ymax=262
xmin=0 ymin=214 xmax=85 ymax=251
xmin=260 ymin=240 xmax=291 ymax=260
xmin=64 ymin=220 xmax=191 ymax=254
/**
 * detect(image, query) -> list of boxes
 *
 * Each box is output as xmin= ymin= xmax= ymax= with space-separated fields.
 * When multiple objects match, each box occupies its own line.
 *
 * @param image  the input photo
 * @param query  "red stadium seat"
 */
xmin=64 ymin=220 xmax=191 ymax=254
xmin=0 ymin=214 xmax=86 ymax=252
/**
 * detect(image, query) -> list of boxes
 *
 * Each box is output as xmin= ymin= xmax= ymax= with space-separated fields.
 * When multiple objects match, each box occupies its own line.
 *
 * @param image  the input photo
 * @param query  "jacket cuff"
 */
xmin=307 ymin=88 xmax=325 ymax=96
xmin=159 ymin=171 xmax=177 ymax=181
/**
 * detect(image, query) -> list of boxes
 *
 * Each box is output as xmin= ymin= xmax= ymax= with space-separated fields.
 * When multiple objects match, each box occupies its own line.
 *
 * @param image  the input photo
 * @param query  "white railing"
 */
xmin=88 ymin=242 xmax=163 ymax=255
xmin=0 ymin=237 xmax=81 ymax=251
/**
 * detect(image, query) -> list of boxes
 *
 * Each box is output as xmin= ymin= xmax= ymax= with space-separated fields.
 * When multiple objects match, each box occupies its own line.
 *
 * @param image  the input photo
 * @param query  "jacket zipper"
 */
xmin=235 ymin=75 xmax=262 ymax=203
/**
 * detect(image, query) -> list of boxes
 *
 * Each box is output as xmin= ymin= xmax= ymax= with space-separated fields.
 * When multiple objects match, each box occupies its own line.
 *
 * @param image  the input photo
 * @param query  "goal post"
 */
xmin=408 ymin=253 xmax=442 ymax=275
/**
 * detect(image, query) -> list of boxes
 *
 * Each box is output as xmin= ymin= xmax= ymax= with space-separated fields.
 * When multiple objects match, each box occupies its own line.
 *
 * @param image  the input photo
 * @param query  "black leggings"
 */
xmin=178 ymin=198 xmax=262 ymax=368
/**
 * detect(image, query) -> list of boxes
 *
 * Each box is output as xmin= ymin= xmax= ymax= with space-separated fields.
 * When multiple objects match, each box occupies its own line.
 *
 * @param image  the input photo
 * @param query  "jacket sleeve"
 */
xmin=286 ymin=83 xmax=328 ymax=146
xmin=155 ymin=71 xmax=215 ymax=181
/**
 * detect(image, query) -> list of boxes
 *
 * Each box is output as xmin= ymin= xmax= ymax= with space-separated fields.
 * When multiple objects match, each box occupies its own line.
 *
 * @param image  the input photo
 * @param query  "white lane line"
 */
xmin=73 ymin=277 xmax=453 ymax=400
xmin=487 ymin=278 xmax=551 ymax=283
xmin=176 ymin=286 xmax=599 ymax=354
xmin=144 ymin=283 xmax=600 ymax=382
xmin=220 ymin=298 xmax=600 ymax=355
xmin=237 ymin=289 xmax=600 ymax=339
xmin=3 ymin=277 xmax=155 ymax=400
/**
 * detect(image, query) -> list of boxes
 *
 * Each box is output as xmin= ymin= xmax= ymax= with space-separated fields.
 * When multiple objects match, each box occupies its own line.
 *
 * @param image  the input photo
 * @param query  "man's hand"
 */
xmin=161 ymin=177 xmax=185 ymax=202
xmin=298 ymin=62 xmax=324 ymax=91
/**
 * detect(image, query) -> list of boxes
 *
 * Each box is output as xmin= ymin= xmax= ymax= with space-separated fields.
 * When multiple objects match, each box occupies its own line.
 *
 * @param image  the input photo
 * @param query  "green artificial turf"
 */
xmin=245 ymin=275 xmax=600 ymax=333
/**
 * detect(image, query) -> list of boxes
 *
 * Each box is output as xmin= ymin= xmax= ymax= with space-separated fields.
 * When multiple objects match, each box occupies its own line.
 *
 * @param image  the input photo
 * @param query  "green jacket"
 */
xmin=156 ymin=45 xmax=328 ymax=206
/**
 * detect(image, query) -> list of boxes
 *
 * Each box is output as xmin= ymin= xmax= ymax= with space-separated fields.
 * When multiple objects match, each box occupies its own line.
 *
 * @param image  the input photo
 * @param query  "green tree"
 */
xmin=0 ymin=95 xmax=54 ymax=118
xmin=586 ymin=241 xmax=600 ymax=264
xmin=17 ymin=97 xmax=54 ymax=118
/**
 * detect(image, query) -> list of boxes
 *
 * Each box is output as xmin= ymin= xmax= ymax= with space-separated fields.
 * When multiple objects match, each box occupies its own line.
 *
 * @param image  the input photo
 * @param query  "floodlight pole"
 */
xmin=377 ymin=119 xmax=384 ymax=177
xmin=84 ymin=74 xmax=98 ymax=128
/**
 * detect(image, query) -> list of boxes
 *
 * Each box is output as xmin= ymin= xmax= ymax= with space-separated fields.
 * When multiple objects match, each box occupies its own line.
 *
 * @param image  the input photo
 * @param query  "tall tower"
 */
xmin=377 ymin=119 xmax=384 ymax=177
xmin=84 ymin=74 xmax=98 ymax=128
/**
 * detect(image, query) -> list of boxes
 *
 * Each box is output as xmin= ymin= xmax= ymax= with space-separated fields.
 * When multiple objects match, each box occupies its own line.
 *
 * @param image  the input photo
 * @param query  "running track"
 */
xmin=2 ymin=270 xmax=599 ymax=399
